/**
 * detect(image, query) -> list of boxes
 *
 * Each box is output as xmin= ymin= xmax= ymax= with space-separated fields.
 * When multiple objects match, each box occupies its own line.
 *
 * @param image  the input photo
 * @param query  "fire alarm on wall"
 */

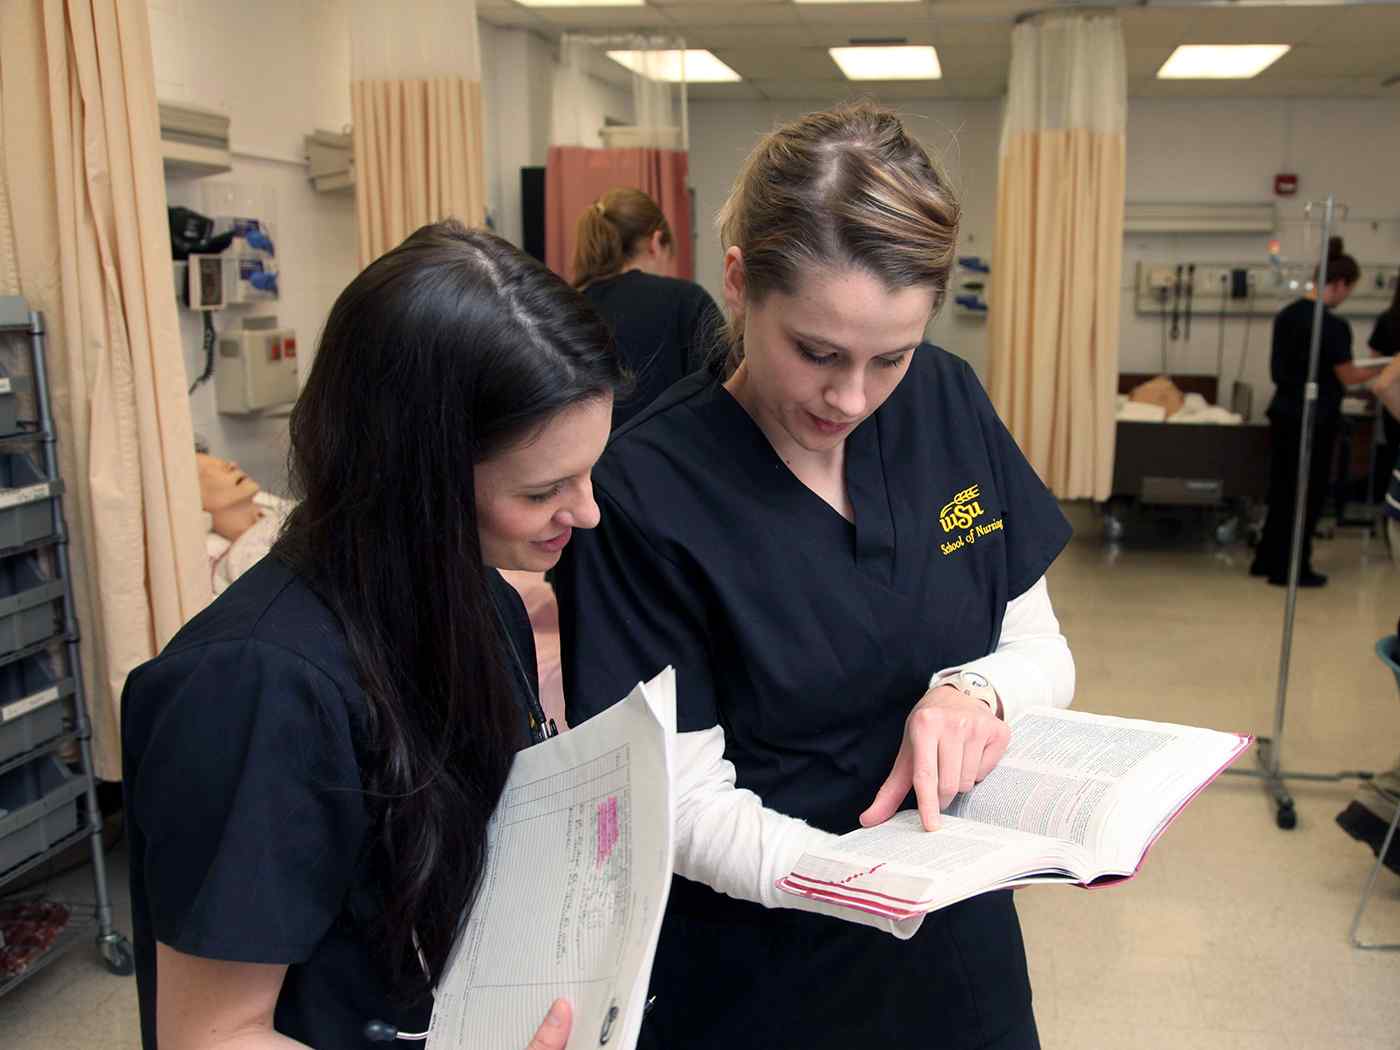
xmin=1274 ymin=173 xmax=1299 ymax=196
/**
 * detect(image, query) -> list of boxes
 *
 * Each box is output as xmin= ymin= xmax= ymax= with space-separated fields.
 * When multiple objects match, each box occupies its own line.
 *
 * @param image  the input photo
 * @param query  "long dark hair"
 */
xmin=274 ymin=221 xmax=621 ymax=999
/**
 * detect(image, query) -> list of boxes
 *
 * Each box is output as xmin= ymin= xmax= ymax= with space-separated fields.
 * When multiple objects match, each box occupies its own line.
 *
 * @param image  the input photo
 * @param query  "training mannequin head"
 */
xmin=715 ymin=102 xmax=959 ymax=454
xmin=572 ymin=188 xmax=675 ymax=290
xmin=196 ymin=453 xmax=262 ymax=540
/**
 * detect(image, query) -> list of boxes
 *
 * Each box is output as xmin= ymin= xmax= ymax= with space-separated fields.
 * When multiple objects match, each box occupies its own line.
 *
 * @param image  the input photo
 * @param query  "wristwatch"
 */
xmin=941 ymin=671 xmax=1000 ymax=717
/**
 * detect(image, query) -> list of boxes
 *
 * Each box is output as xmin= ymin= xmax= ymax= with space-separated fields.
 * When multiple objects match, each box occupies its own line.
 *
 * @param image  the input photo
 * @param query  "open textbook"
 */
xmin=779 ymin=707 xmax=1251 ymax=920
xmin=426 ymin=669 xmax=676 ymax=1050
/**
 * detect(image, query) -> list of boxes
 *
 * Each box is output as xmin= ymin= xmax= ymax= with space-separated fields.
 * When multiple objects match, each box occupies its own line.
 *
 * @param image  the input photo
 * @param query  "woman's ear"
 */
xmin=722 ymin=246 xmax=747 ymax=318
xmin=650 ymin=228 xmax=669 ymax=262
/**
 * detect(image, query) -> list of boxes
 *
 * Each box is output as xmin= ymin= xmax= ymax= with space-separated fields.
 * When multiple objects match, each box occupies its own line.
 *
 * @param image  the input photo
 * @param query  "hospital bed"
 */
xmin=1103 ymin=373 xmax=1271 ymax=544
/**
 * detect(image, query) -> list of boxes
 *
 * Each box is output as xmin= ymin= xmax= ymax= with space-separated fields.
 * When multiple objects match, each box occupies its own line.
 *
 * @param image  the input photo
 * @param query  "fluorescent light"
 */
xmin=1156 ymin=45 xmax=1290 ymax=79
xmin=606 ymin=50 xmax=742 ymax=83
xmin=515 ymin=1 xmax=644 ymax=7
xmin=796 ymin=1 xmax=919 ymax=4
xmin=830 ymin=46 xmax=941 ymax=81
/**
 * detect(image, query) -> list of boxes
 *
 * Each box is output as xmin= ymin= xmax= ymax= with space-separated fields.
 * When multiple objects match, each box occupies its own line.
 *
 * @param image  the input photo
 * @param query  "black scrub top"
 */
xmin=122 ymin=554 xmax=539 ymax=1050
xmin=1370 ymin=312 xmax=1399 ymax=446
xmin=581 ymin=270 xmax=725 ymax=428
xmin=1268 ymin=297 xmax=1353 ymax=422
xmin=554 ymin=344 xmax=1071 ymax=1050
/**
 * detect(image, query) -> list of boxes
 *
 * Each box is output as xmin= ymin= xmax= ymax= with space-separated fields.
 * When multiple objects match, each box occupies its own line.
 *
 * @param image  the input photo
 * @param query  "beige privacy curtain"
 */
xmin=350 ymin=0 xmax=487 ymax=266
xmin=988 ymin=12 xmax=1126 ymax=501
xmin=0 ymin=0 xmax=211 ymax=777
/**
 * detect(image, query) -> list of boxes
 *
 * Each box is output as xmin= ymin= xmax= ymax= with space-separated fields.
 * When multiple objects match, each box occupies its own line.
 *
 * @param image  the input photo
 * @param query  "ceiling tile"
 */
xmin=713 ymin=47 xmax=842 ymax=80
xmin=1306 ymin=2 xmax=1400 ymax=46
xmin=478 ymin=7 xmax=545 ymax=29
xmin=528 ymin=7 xmax=672 ymax=29
xmin=1125 ymin=46 xmax=1174 ymax=80
xmin=1179 ymin=6 xmax=1334 ymax=46
xmin=679 ymin=26 xmax=818 ymax=48
xmin=686 ymin=80 xmax=767 ymax=101
xmin=1117 ymin=8 xmax=1194 ymax=50
xmin=1264 ymin=42 xmax=1400 ymax=80
xmin=655 ymin=2 xmax=802 ymax=27
xmin=805 ymin=22 xmax=939 ymax=46
xmin=936 ymin=46 xmax=1010 ymax=81
xmin=926 ymin=19 xmax=1014 ymax=48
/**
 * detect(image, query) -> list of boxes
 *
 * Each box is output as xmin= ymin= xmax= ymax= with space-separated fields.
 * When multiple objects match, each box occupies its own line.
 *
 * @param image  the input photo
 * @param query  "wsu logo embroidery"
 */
xmin=938 ymin=483 xmax=1004 ymax=557
xmin=938 ymin=484 xmax=985 ymax=533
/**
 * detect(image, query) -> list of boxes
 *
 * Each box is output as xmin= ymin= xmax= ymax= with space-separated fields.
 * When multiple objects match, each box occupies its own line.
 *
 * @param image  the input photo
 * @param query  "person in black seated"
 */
xmin=121 ymin=222 xmax=623 ymax=1050
xmin=573 ymin=188 xmax=725 ymax=427
xmin=1251 ymin=238 xmax=1382 ymax=587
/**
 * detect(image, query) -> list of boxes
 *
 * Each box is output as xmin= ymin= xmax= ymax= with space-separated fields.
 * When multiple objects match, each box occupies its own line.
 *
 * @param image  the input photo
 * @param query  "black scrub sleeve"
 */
xmin=126 ymin=639 xmax=368 ymax=962
xmin=681 ymin=285 xmax=728 ymax=377
xmin=1370 ymin=313 xmax=1396 ymax=356
xmin=963 ymin=363 xmax=1072 ymax=600
xmin=1326 ymin=315 xmax=1354 ymax=369
xmin=555 ymin=486 xmax=719 ymax=732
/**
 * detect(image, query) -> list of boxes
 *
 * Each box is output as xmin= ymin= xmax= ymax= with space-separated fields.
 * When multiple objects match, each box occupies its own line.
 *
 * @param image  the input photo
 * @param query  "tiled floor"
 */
xmin=2 ymin=507 xmax=1399 ymax=1048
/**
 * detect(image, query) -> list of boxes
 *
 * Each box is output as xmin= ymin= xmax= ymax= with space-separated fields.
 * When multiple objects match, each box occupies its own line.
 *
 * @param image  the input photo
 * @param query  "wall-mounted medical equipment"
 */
xmin=306 ymin=130 xmax=354 ymax=193
xmin=159 ymin=101 xmax=232 ymax=179
xmin=215 ymin=316 xmax=299 ymax=415
xmin=1133 ymin=260 xmax=1397 ymax=320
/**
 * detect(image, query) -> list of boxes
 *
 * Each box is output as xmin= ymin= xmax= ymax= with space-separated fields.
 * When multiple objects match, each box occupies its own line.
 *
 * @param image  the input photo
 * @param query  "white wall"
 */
xmin=479 ymin=25 xmax=634 ymax=250
xmin=688 ymin=95 xmax=1400 ymax=414
xmin=149 ymin=0 xmax=357 ymax=494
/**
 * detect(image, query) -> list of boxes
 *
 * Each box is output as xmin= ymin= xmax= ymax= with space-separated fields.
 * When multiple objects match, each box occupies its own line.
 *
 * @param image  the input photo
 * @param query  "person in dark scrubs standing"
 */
xmin=1368 ymin=270 xmax=1400 ymax=515
xmin=1251 ymin=238 xmax=1382 ymax=587
xmin=122 ymin=222 xmax=623 ymax=1050
xmin=555 ymin=103 xmax=1075 ymax=1050
xmin=573 ymin=187 xmax=725 ymax=426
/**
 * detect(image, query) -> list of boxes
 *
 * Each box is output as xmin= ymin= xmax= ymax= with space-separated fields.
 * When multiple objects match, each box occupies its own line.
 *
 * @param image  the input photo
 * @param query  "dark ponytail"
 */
xmin=572 ymin=187 xmax=673 ymax=290
xmin=275 ymin=221 xmax=622 ymax=1001
xmin=1323 ymin=235 xmax=1360 ymax=287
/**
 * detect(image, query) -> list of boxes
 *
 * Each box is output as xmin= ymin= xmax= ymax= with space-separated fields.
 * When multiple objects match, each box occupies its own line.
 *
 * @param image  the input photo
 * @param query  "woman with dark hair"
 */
xmin=556 ymin=103 xmax=1074 ymax=1050
xmin=122 ymin=221 xmax=623 ymax=1049
xmin=1251 ymin=237 xmax=1384 ymax=587
xmin=573 ymin=187 xmax=724 ymax=427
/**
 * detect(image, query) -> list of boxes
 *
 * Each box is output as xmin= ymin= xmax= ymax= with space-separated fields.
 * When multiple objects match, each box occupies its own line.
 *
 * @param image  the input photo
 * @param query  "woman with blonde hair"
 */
xmin=573 ymin=187 xmax=724 ymax=426
xmin=556 ymin=104 xmax=1074 ymax=1049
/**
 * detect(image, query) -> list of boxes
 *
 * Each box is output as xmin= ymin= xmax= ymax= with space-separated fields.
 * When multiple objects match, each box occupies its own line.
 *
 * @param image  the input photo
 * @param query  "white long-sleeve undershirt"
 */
xmin=669 ymin=576 xmax=1073 ymax=936
xmin=930 ymin=577 xmax=1075 ymax=723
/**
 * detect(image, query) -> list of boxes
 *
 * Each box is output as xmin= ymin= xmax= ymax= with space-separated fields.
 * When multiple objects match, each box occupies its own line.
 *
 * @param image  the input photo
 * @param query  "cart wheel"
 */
xmin=1214 ymin=517 xmax=1239 ymax=546
xmin=1275 ymin=803 xmax=1297 ymax=831
xmin=102 ymin=935 xmax=135 ymax=977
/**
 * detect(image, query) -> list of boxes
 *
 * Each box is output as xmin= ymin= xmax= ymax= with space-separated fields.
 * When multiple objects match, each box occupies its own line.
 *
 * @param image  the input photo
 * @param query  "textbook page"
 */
xmin=427 ymin=669 xmax=676 ymax=1050
xmin=779 ymin=708 xmax=1247 ymax=917
xmin=944 ymin=708 xmax=1247 ymax=857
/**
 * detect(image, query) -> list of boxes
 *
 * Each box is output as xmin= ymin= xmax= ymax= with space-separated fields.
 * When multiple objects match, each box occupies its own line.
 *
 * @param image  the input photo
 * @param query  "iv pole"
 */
xmin=1224 ymin=194 xmax=1375 ymax=828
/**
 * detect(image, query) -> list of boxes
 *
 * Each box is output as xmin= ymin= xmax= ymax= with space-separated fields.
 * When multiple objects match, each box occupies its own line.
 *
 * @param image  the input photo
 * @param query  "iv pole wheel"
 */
xmin=1275 ymin=801 xmax=1297 ymax=830
xmin=101 ymin=932 xmax=135 ymax=976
